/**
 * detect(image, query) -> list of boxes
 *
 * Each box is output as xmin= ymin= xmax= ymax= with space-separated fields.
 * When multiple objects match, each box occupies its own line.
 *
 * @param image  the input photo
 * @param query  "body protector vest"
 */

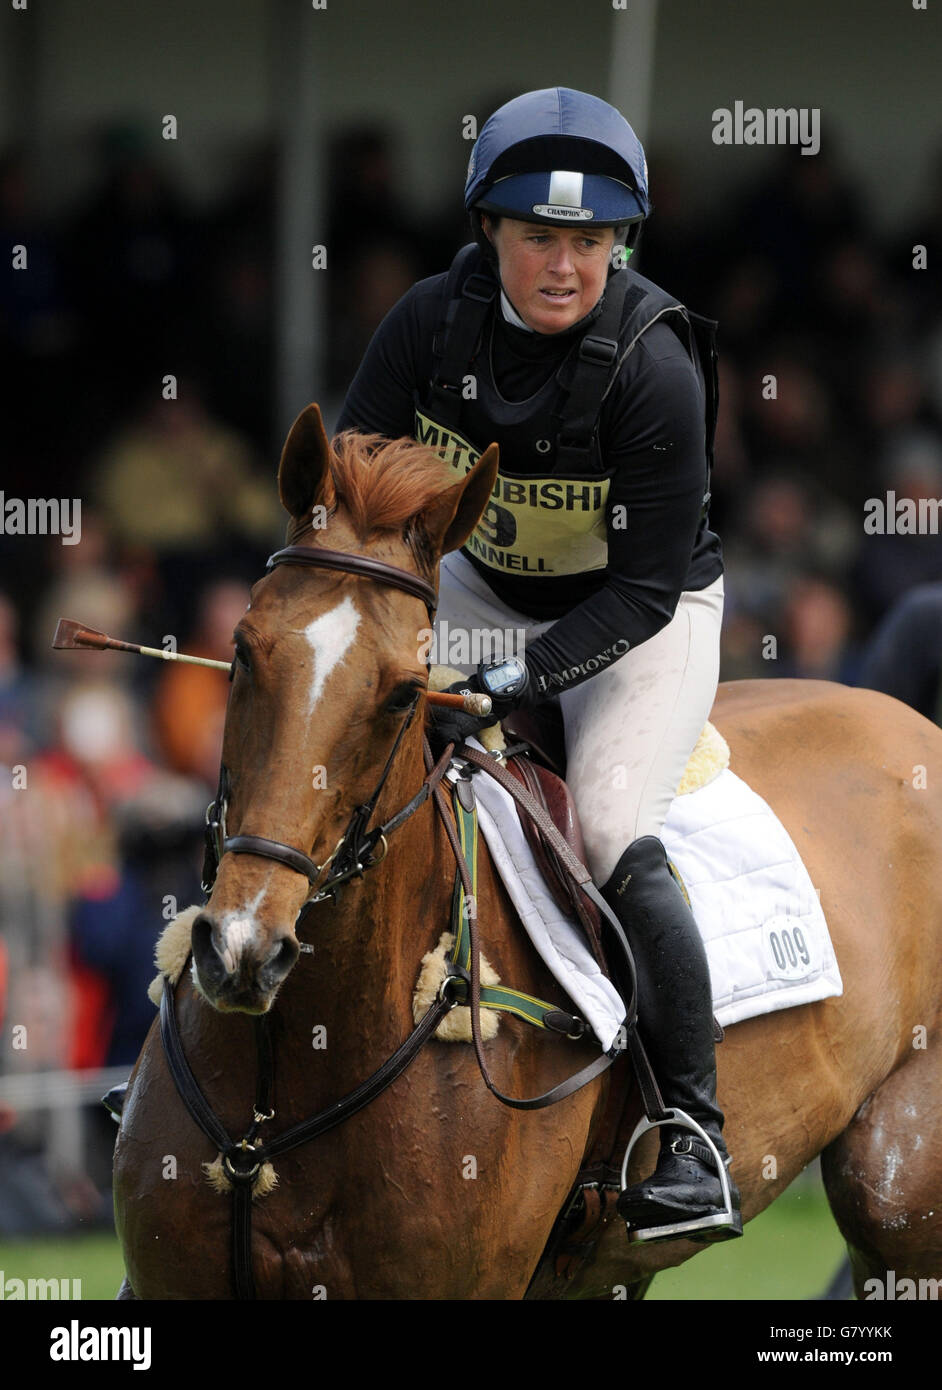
xmin=417 ymin=245 xmax=719 ymax=589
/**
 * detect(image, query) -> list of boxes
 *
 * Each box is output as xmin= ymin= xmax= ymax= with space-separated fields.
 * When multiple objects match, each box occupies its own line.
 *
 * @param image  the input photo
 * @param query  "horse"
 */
xmin=112 ymin=404 xmax=942 ymax=1300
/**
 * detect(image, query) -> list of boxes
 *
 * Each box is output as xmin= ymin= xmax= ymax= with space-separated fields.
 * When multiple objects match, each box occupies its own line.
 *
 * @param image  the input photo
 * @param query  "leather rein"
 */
xmin=160 ymin=541 xmax=645 ymax=1299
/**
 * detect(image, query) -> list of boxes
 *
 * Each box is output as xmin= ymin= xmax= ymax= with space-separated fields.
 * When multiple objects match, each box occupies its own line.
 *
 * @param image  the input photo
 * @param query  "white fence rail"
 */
xmin=0 ymin=1067 xmax=130 ymax=1184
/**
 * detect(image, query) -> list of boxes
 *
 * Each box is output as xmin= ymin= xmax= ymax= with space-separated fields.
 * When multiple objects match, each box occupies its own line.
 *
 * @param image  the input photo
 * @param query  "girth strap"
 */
xmin=427 ymin=741 xmax=624 ymax=1111
xmin=446 ymin=777 xmax=584 ymax=1037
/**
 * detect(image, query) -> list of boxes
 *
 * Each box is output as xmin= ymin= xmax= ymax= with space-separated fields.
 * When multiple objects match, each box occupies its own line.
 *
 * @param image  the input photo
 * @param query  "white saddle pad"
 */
xmin=458 ymin=744 xmax=842 ymax=1052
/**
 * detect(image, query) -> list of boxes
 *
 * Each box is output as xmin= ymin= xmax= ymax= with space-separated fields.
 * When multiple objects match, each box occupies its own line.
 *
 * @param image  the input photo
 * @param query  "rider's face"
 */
xmin=482 ymin=215 xmax=615 ymax=334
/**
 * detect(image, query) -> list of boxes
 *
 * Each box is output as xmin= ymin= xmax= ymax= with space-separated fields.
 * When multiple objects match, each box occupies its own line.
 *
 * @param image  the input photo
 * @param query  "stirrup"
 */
xmin=618 ymin=1107 xmax=738 ymax=1244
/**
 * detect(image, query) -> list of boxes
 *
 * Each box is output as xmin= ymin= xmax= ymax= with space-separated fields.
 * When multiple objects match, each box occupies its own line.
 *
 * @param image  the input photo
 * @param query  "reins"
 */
xmin=159 ymin=540 xmax=664 ymax=1298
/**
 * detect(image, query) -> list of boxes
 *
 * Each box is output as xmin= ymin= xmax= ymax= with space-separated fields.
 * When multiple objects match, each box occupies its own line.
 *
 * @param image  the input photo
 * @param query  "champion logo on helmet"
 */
xmin=532 ymin=204 xmax=593 ymax=219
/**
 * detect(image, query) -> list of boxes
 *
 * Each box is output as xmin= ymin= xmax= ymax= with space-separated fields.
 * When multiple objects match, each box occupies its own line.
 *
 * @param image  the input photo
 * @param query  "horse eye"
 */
xmin=233 ymin=641 xmax=251 ymax=673
xmin=384 ymin=682 xmax=421 ymax=715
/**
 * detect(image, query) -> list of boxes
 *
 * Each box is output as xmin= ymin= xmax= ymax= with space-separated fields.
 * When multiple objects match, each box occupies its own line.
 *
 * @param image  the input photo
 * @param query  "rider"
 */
xmin=336 ymin=87 xmax=739 ymax=1242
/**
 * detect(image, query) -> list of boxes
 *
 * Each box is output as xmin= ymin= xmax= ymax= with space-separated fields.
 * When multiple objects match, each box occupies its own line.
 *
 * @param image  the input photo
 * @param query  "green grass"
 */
xmin=0 ymin=1228 xmax=125 ymax=1300
xmin=648 ymin=1172 xmax=848 ymax=1300
xmin=0 ymin=1171 xmax=847 ymax=1300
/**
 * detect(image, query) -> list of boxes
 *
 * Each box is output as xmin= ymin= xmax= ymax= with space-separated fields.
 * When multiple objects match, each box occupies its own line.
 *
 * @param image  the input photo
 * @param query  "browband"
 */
xmin=267 ymin=546 xmax=437 ymax=618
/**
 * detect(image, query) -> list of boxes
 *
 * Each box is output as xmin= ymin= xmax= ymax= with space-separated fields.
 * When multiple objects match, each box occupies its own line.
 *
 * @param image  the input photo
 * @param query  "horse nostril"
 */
xmin=261 ymin=934 xmax=300 ymax=989
xmin=191 ymin=912 xmax=227 ymax=990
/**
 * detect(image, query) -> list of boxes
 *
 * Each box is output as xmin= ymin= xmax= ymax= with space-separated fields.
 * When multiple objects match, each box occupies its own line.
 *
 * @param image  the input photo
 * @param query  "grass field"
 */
xmin=0 ymin=1168 xmax=848 ymax=1299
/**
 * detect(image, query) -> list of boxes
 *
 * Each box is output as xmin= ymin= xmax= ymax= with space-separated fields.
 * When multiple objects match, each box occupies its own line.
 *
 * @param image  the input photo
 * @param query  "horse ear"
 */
xmin=277 ymin=403 xmax=337 ymax=518
xmin=421 ymin=444 xmax=499 ymax=557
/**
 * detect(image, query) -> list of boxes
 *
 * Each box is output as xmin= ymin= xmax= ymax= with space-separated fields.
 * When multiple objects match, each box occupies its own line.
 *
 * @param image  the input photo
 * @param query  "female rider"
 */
xmin=336 ymin=87 xmax=740 ymax=1243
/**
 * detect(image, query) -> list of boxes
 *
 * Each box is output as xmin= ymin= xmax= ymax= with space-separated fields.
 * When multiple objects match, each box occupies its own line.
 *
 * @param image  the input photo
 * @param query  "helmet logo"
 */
xmin=532 ymin=203 xmax=594 ymax=220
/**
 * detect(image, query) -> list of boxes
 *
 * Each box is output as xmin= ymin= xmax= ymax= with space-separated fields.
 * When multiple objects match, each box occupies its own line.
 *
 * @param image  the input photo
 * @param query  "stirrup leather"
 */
xmin=618 ymin=1107 xmax=738 ymax=1243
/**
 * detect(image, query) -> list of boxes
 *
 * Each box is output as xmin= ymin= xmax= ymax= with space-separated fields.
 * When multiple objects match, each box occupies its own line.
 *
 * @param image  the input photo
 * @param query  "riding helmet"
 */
xmin=465 ymin=87 xmax=651 ymax=265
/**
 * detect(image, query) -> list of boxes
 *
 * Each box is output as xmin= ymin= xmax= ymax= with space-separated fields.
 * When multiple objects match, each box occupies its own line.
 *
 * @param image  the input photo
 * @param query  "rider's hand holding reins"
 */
xmin=427 ymin=656 xmax=531 ymax=759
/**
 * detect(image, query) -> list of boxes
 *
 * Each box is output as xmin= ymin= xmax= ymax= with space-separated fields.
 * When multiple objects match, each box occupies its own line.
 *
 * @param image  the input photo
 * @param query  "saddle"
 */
xmin=460 ymin=697 xmax=725 ymax=1294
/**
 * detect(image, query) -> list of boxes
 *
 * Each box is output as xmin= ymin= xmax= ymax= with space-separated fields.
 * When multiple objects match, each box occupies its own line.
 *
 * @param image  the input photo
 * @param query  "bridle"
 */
xmin=201 ymin=543 xmax=442 ymax=910
xmin=162 ymin=537 xmax=640 ymax=1299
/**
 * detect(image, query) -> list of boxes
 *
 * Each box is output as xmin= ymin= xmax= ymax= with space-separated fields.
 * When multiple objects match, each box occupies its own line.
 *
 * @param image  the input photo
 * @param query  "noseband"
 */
xmin=201 ymin=544 xmax=439 ymax=907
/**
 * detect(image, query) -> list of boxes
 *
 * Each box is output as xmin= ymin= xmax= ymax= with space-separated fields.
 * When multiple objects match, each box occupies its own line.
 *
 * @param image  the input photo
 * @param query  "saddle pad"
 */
xmin=461 ymin=744 xmax=842 ymax=1052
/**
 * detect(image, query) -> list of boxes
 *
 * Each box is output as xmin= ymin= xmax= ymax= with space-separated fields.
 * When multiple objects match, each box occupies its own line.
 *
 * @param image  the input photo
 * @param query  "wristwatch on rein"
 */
xmin=476 ymin=655 xmax=530 ymax=714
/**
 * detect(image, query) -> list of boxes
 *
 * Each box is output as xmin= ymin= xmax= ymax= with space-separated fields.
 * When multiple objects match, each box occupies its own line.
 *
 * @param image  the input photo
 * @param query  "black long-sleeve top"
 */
xmin=336 ymin=267 xmax=723 ymax=698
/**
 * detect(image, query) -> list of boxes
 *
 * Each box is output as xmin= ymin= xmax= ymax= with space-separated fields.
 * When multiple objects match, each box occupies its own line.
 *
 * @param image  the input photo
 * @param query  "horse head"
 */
xmin=190 ymin=403 xmax=498 ymax=1013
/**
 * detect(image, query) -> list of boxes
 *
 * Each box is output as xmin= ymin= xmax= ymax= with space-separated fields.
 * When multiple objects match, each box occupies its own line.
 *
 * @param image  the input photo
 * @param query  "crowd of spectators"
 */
xmin=2 ymin=115 xmax=941 ymax=1230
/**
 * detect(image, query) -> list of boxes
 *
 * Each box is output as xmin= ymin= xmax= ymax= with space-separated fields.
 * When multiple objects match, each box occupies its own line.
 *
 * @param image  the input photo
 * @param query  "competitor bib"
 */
xmin=415 ymin=408 xmax=610 ymax=578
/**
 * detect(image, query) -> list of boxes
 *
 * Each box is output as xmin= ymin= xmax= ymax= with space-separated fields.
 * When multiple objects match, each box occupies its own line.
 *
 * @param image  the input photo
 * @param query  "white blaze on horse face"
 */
xmin=219 ymin=886 xmax=269 ymax=973
xmin=299 ymin=595 xmax=361 ymax=715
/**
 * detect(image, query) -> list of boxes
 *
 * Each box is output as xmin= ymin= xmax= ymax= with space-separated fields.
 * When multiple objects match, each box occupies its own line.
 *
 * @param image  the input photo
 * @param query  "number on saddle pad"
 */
xmin=763 ymin=916 xmax=818 ymax=981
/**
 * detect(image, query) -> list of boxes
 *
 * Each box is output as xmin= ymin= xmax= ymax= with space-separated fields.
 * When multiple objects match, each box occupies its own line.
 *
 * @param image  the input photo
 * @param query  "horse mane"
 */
xmin=324 ymin=430 xmax=457 ymax=568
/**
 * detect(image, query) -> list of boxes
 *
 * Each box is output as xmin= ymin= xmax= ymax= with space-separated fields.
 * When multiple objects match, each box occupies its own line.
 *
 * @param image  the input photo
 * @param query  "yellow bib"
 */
xmin=416 ymin=409 xmax=610 ymax=578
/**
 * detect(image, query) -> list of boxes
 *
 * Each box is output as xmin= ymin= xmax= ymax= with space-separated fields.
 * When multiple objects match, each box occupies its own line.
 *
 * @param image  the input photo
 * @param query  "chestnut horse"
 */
xmin=113 ymin=405 xmax=942 ymax=1299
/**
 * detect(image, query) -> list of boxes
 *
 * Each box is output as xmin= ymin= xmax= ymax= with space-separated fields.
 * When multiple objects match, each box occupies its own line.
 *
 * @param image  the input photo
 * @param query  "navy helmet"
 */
xmin=465 ymin=88 xmax=650 ymax=254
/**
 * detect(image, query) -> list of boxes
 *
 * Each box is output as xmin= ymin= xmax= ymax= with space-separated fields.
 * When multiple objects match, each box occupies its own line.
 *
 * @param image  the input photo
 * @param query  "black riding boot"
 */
xmin=601 ymin=835 xmax=742 ymax=1242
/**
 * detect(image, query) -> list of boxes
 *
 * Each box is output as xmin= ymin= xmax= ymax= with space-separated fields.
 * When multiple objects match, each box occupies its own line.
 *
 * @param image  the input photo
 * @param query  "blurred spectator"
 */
xmin=740 ymin=349 xmax=860 ymax=505
xmin=0 ymin=149 xmax=70 ymax=360
xmin=856 ymin=581 xmax=942 ymax=721
xmin=0 ymin=591 xmax=39 ymax=762
xmin=708 ymin=360 xmax=749 ymax=537
xmin=63 ymin=122 xmax=200 ymax=414
xmin=91 ymin=384 xmax=277 ymax=555
xmin=709 ymin=254 xmax=781 ymax=364
xmin=0 ymin=148 xmax=81 ymax=502
xmin=197 ymin=142 xmax=277 ymax=447
xmin=329 ymin=244 xmax=422 ymax=401
xmin=719 ymin=605 xmax=770 ymax=682
xmin=19 ymin=679 xmax=195 ymax=1069
xmin=921 ymin=323 xmax=942 ymax=426
xmin=324 ymin=123 xmax=427 ymax=392
xmin=69 ymin=772 xmax=206 ymax=1067
xmin=777 ymin=574 xmax=859 ymax=683
xmin=721 ymin=474 xmax=859 ymax=630
xmin=630 ymin=148 xmax=724 ymax=311
xmin=887 ymin=142 xmax=942 ymax=330
xmin=32 ymin=509 xmax=142 ymax=661
xmin=152 ymin=578 xmax=249 ymax=786
xmin=90 ymin=382 xmax=279 ymax=636
xmin=726 ymin=139 xmax=865 ymax=318
xmin=852 ymin=429 xmax=942 ymax=627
